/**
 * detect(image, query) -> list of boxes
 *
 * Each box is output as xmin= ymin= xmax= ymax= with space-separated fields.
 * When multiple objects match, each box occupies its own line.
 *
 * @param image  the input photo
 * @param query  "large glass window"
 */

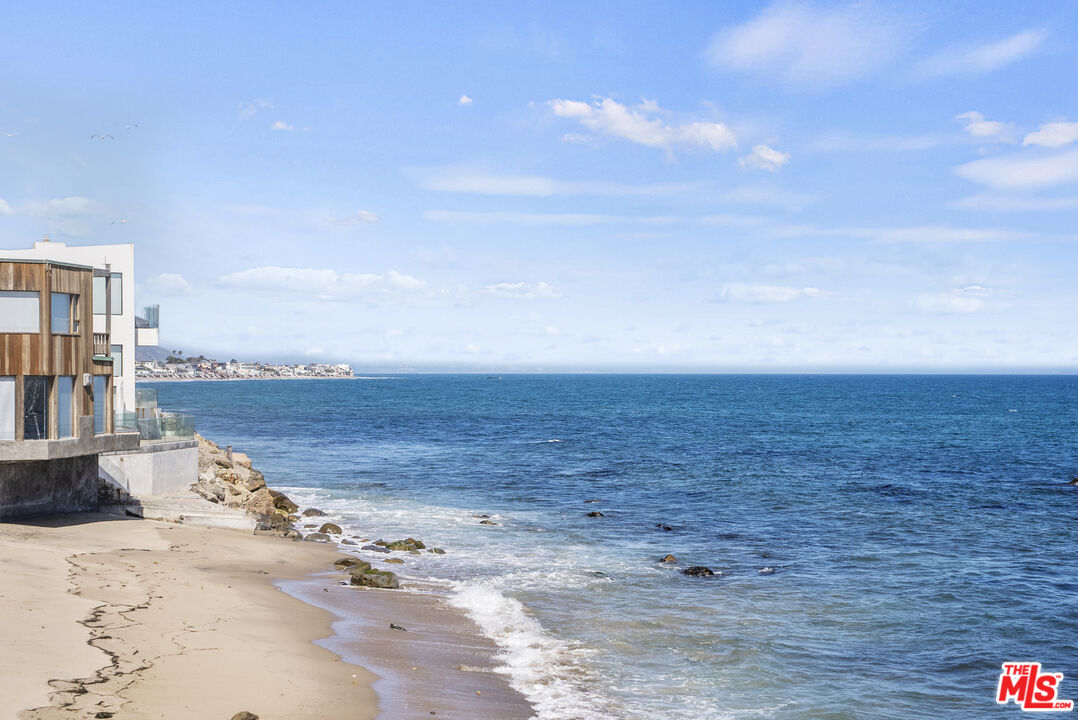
xmin=23 ymin=376 xmax=48 ymax=440
xmin=92 ymin=273 xmax=122 ymax=315
xmin=111 ymin=344 xmax=123 ymax=377
xmin=0 ymin=291 xmax=40 ymax=333
xmin=51 ymin=293 xmax=79 ymax=334
xmin=93 ymin=375 xmax=107 ymax=434
xmin=57 ymin=376 xmax=75 ymax=438
xmin=0 ymin=377 xmax=14 ymax=441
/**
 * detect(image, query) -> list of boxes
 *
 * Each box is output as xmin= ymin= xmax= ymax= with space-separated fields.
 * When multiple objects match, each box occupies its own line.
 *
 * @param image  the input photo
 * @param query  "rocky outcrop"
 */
xmin=660 ymin=554 xmax=677 ymax=563
xmin=302 ymin=508 xmax=327 ymax=517
xmin=191 ymin=434 xmax=306 ymax=537
xmin=349 ymin=568 xmax=400 ymax=589
xmin=682 ymin=566 xmax=715 ymax=577
xmin=374 ymin=538 xmax=426 ymax=552
xmin=318 ymin=523 xmax=343 ymax=535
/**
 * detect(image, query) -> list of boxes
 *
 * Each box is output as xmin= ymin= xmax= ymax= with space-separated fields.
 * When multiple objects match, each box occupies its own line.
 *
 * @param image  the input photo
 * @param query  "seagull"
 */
xmin=110 ymin=219 xmax=128 ymax=225
xmin=1 ymin=132 xmax=16 ymax=138
xmin=90 ymin=134 xmax=115 ymax=141
xmin=115 ymin=122 xmax=139 ymax=130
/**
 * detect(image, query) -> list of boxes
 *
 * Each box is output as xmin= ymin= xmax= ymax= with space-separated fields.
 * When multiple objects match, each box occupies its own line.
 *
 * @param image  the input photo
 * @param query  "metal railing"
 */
xmin=93 ymin=332 xmax=111 ymax=357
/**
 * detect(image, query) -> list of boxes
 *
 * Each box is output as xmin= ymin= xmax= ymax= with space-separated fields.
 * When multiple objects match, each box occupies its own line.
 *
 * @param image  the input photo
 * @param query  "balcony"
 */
xmin=93 ymin=332 xmax=111 ymax=358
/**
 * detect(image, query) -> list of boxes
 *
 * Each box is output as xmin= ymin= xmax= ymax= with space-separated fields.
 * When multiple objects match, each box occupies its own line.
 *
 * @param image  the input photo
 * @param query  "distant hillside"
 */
xmin=135 ymin=345 xmax=172 ymax=362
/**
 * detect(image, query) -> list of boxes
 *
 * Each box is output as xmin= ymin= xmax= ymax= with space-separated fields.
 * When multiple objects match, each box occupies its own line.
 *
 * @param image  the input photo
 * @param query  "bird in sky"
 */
xmin=1 ymin=132 xmax=16 ymax=138
xmin=90 ymin=133 xmax=114 ymax=140
xmin=115 ymin=122 xmax=139 ymax=130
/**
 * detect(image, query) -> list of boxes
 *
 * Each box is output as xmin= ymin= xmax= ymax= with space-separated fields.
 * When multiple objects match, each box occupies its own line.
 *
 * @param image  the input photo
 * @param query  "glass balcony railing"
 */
xmin=137 ymin=413 xmax=195 ymax=442
xmin=114 ymin=411 xmax=140 ymax=433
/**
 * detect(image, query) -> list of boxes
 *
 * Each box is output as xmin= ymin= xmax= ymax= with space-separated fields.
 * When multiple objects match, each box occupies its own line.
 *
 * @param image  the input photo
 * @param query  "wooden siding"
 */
xmin=0 ymin=260 xmax=106 ymax=434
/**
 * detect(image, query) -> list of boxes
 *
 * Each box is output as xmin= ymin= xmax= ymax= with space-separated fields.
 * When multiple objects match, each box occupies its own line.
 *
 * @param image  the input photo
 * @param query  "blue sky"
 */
xmin=2 ymin=1 xmax=1077 ymax=371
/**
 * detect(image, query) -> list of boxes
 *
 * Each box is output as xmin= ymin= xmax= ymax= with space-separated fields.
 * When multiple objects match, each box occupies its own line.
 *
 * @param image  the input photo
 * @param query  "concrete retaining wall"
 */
xmin=0 ymin=454 xmax=99 ymax=520
xmin=99 ymin=440 xmax=198 ymax=497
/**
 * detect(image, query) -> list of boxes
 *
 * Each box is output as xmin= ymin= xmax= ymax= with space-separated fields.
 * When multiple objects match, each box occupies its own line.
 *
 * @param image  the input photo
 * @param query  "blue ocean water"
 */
xmin=147 ymin=375 xmax=1078 ymax=719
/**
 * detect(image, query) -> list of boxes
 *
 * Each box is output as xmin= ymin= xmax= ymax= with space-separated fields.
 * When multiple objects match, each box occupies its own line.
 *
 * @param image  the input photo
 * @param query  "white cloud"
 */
xmin=324 ymin=210 xmax=380 ymax=225
xmin=548 ymin=97 xmax=736 ymax=154
xmin=271 ymin=121 xmax=294 ymax=132
xmin=484 ymin=282 xmax=562 ymax=301
xmin=417 ymin=169 xmax=698 ymax=197
xmin=949 ymin=192 xmax=1078 ymax=212
xmin=22 ymin=196 xmax=106 ymax=236
xmin=458 ymin=94 xmax=473 ymax=106
xmin=918 ymin=29 xmax=1045 ymax=76
xmin=718 ymin=283 xmax=825 ymax=304
xmin=1023 ymin=121 xmax=1078 ymax=149
xmin=705 ymin=2 xmax=907 ymax=90
xmin=739 ymin=144 xmax=790 ymax=172
xmin=912 ymin=291 xmax=986 ymax=314
xmin=239 ymin=98 xmax=273 ymax=119
xmin=218 ymin=266 xmax=428 ymax=301
xmin=0 ymin=198 xmax=10 ymax=215
xmin=145 ymin=273 xmax=192 ymax=296
xmin=954 ymin=149 xmax=1078 ymax=189
xmin=955 ymin=111 xmax=1014 ymax=142
xmin=424 ymin=210 xmax=628 ymax=226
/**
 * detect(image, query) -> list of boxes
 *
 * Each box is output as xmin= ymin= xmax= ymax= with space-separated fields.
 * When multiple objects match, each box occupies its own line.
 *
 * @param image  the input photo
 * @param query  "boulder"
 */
xmin=304 ymin=533 xmax=332 ymax=543
xmin=340 ymin=539 xmax=357 ymax=546
xmin=384 ymin=539 xmax=424 ymax=551
xmin=244 ymin=470 xmax=266 ymax=493
xmin=245 ymin=488 xmax=276 ymax=516
xmin=660 ymin=554 xmax=677 ymax=563
xmin=361 ymin=544 xmax=391 ymax=553
xmin=283 ymin=529 xmax=302 ymax=539
xmin=682 ymin=566 xmax=715 ymax=577
xmin=269 ymin=490 xmax=300 ymax=515
xmin=319 ymin=523 xmax=343 ymax=535
xmin=349 ymin=569 xmax=400 ymax=589
xmin=302 ymin=508 xmax=328 ymax=517
xmin=232 ymin=452 xmax=252 ymax=469
xmin=334 ymin=557 xmax=361 ymax=569
xmin=231 ymin=713 xmax=259 ymax=720
xmin=429 ymin=548 xmax=446 ymax=554
xmin=385 ymin=557 xmax=404 ymax=564
xmin=656 ymin=524 xmax=673 ymax=531
xmin=345 ymin=562 xmax=373 ymax=577
xmin=479 ymin=520 xmax=497 ymax=525
xmin=214 ymin=456 xmax=233 ymax=469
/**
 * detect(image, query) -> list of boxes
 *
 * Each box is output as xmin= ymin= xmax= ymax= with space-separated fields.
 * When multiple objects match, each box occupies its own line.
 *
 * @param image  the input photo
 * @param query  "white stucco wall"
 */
xmin=99 ymin=443 xmax=198 ymax=497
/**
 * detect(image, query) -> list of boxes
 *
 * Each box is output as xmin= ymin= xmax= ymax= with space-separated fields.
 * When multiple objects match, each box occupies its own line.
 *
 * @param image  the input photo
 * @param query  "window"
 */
xmin=0 ymin=291 xmax=40 ymax=333
xmin=23 ymin=376 xmax=49 ymax=440
xmin=111 ymin=344 xmax=123 ymax=377
xmin=51 ymin=293 xmax=79 ymax=334
xmin=57 ymin=376 xmax=75 ymax=438
xmin=0 ymin=377 xmax=13 ymax=441
xmin=92 ymin=273 xmax=122 ymax=315
xmin=93 ymin=375 xmax=107 ymax=434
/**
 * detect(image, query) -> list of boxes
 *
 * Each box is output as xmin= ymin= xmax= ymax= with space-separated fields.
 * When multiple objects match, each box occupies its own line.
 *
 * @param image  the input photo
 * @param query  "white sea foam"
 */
xmin=448 ymin=581 xmax=619 ymax=720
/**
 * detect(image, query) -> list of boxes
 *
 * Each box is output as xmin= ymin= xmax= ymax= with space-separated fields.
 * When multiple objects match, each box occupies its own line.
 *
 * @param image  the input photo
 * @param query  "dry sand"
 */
xmin=0 ymin=514 xmax=531 ymax=719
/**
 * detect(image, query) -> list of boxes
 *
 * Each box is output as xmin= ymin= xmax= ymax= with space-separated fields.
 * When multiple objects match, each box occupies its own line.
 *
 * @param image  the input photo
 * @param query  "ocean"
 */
xmin=146 ymin=374 xmax=1078 ymax=719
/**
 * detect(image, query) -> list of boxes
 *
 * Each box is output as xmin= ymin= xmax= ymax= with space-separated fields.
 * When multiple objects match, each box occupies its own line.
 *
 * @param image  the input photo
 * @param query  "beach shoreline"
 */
xmin=0 ymin=513 xmax=530 ymax=719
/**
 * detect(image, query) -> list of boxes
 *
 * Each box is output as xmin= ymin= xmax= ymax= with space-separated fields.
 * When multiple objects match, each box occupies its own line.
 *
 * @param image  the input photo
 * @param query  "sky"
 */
xmin=2 ymin=1 xmax=1077 ymax=371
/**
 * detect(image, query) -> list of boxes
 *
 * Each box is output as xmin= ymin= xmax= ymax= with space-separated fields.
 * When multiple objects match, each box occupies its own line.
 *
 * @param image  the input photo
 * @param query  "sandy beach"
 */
xmin=0 ymin=513 xmax=531 ymax=719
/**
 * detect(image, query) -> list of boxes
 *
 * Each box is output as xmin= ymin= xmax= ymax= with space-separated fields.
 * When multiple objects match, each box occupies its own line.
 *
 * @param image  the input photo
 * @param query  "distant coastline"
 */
xmin=136 ymin=359 xmax=355 ymax=382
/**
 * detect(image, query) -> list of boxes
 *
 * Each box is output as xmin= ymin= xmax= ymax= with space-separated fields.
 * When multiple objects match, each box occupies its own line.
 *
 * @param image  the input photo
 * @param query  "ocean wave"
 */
xmin=448 ymin=582 xmax=620 ymax=720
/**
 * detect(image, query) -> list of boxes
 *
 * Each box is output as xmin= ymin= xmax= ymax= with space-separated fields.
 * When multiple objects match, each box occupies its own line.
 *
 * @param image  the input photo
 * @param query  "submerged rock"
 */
xmin=479 ymin=519 xmax=497 ymax=525
xmin=383 ymin=538 xmax=425 ymax=551
xmin=350 ymin=569 xmax=400 ymax=589
xmin=361 ymin=544 xmax=391 ymax=553
xmin=385 ymin=557 xmax=405 ymax=564
xmin=319 ymin=523 xmax=343 ymax=535
xmin=656 ymin=523 xmax=673 ymax=531
xmin=304 ymin=532 xmax=332 ymax=543
xmin=1069 ymin=478 xmax=1078 ymax=486
xmin=302 ymin=508 xmax=328 ymax=517
xmin=682 ymin=566 xmax=715 ymax=577
xmin=660 ymin=554 xmax=677 ymax=563
xmin=585 ymin=511 xmax=604 ymax=517
xmin=340 ymin=538 xmax=357 ymax=546
xmin=429 ymin=547 xmax=446 ymax=554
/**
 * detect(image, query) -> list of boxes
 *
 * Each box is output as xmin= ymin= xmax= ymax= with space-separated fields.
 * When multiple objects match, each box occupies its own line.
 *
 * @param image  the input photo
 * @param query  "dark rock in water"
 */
xmin=340 ymin=538 xmax=357 ymax=546
xmin=758 ymin=567 xmax=777 ymax=575
xmin=350 ymin=569 xmax=400 ymax=589
xmin=429 ymin=547 xmax=446 ymax=554
xmin=346 ymin=562 xmax=373 ymax=576
xmin=334 ymin=557 xmax=360 ymax=569
xmin=656 ymin=524 xmax=673 ymax=531
xmin=473 ymin=514 xmax=490 ymax=519
xmin=374 ymin=539 xmax=388 ymax=546
xmin=304 ymin=523 xmax=319 ymax=529
xmin=319 ymin=523 xmax=343 ymax=535
xmin=304 ymin=533 xmax=332 ymax=542
xmin=302 ymin=508 xmax=328 ymax=517
xmin=385 ymin=557 xmax=405 ymax=564
xmin=660 ymin=554 xmax=677 ymax=563
xmin=361 ymin=544 xmax=391 ymax=553
xmin=585 ymin=511 xmax=604 ymax=517
xmin=406 ymin=537 xmax=426 ymax=549
xmin=479 ymin=519 xmax=498 ymax=525
xmin=390 ymin=623 xmax=407 ymax=631
xmin=1069 ymin=478 xmax=1078 ymax=485
xmin=231 ymin=713 xmax=259 ymax=720
xmin=682 ymin=566 xmax=715 ymax=577
xmin=383 ymin=538 xmax=425 ymax=551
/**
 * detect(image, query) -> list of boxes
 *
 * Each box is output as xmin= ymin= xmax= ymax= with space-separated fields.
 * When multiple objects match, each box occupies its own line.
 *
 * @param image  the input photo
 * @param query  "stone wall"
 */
xmin=0 ymin=454 xmax=99 ymax=520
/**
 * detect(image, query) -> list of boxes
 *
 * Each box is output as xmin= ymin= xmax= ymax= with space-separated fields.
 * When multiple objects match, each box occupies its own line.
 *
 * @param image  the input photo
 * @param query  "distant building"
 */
xmin=0 ymin=256 xmax=139 ymax=518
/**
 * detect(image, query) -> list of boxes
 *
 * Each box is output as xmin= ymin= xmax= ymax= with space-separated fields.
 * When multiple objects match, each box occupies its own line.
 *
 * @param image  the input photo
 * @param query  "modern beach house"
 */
xmin=0 ymin=257 xmax=140 ymax=519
